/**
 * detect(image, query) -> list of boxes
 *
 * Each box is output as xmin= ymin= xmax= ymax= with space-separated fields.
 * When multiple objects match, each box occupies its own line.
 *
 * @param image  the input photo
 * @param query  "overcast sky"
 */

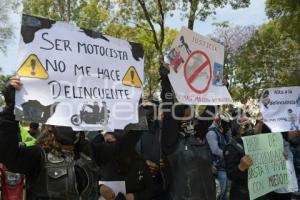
xmin=0 ymin=0 xmax=268 ymax=75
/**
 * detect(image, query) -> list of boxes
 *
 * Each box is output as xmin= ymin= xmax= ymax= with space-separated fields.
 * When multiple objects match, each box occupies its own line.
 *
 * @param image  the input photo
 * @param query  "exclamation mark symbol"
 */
xmin=130 ymin=69 xmax=135 ymax=85
xmin=31 ymin=59 xmax=36 ymax=76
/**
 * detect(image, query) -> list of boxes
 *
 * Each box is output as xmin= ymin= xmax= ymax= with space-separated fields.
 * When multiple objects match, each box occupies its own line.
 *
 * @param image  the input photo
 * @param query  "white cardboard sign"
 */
xmin=167 ymin=27 xmax=233 ymax=105
xmin=15 ymin=15 xmax=144 ymax=131
xmin=260 ymin=86 xmax=300 ymax=132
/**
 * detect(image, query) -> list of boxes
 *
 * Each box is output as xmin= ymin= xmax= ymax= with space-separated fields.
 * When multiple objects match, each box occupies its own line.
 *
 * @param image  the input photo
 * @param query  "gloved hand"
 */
xmin=1 ymin=76 xmax=21 ymax=120
xmin=115 ymin=192 xmax=126 ymax=200
xmin=159 ymin=64 xmax=170 ymax=78
xmin=2 ymin=84 xmax=16 ymax=110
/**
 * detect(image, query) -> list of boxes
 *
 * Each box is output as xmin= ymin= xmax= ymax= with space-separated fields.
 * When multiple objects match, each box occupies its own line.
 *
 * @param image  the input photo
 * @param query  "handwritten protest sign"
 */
xmin=167 ymin=27 xmax=233 ymax=105
xmin=242 ymin=133 xmax=288 ymax=200
xmin=260 ymin=86 xmax=300 ymax=132
xmin=15 ymin=15 xmax=144 ymax=131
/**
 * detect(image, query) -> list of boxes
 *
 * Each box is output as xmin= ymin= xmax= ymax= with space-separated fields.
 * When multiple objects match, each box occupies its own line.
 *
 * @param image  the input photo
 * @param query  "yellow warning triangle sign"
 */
xmin=17 ymin=54 xmax=48 ymax=79
xmin=122 ymin=66 xmax=142 ymax=88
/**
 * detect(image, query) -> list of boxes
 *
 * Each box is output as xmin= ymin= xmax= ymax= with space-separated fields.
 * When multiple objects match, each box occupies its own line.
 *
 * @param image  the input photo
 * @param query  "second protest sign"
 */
xmin=242 ymin=133 xmax=288 ymax=200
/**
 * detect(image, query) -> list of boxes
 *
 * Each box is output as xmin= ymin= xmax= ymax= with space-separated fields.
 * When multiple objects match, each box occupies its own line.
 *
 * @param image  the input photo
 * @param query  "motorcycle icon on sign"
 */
xmin=71 ymin=102 xmax=110 ymax=126
xmin=167 ymin=48 xmax=184 ymax=73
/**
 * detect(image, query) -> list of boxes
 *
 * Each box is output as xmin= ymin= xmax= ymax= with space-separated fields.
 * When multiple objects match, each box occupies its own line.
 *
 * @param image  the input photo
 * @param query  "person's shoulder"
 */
xmin=206 ymin=129 xmax=217 ymax=138
xmin=20 ymin=144 xmax=44 ymax=162
xmin=225 ymin=138 xmax=244 ymax=153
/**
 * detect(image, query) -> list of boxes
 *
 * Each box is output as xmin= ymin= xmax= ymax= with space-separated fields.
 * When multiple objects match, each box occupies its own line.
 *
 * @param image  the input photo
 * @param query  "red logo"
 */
xmin=184 ymin=50 xmax=212 ymax=94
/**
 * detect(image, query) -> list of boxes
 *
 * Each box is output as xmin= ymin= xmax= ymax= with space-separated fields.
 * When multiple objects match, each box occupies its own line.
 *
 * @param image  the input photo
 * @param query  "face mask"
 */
xmin=221 ymin=121 xmax=231 ymax=133
xmin=241 ymin=124 xmax=254 ymax=136
xmin=179 ymin=120 xmax=195 ymax=136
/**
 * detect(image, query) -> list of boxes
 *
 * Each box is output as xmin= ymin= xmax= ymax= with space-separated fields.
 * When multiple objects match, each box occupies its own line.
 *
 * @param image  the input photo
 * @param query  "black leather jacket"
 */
xmin=0 ymin=113 xmax=99 ymax=200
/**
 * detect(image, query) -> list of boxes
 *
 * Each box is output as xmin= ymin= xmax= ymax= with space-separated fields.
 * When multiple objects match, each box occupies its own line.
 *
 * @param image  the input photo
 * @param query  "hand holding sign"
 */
xmin=238 ymin=155 xmax=253 ymax=172
xmin=2 ymin=76 xmax=21 ymax=112
xmin=100 ymin=185 xmax=116 ymax=200
xmin=9 ymin=76 xmax=22 ymax=91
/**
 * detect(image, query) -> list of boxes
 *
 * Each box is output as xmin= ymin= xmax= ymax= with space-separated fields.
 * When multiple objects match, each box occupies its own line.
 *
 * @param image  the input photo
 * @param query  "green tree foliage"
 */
xmin=77 ymin=0 xmax=111 ymax=31
xmin=0 ymin=0 xmax=20 ymax=53
xmin=0 ymin=71 xmax=9 ymax=107
xmin=178 ymin=0 xmax=251 ymax=30
xmin=105 ymin=23 xmax=178 ymax=95
xmin=116 ymin=0 xmax=180 ymax=95
xmin=23 ymin=0 xmax=111 ymax=30
xmin=0 ymin=74 xmax=9 ymax=92
xmin=266 ymin=0 xmax=300 ymax=42
xmin=117 ymin=0 xmax=177 ymax=65
xmin=233 ymin=22 xmax=300 ymax=101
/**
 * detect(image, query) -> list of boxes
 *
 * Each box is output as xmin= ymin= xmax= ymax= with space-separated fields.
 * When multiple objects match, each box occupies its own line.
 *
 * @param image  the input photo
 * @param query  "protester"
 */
xmin=160 ymin=64 xmax=216 ymax=200
xmin=224 ymin=115 xmax=271 ymax=200
xmin=92 ymin=130 xmax=155 ymax=200
xmin=195 ymin=105 xmax=218 ymax=140
xmin=289 ymin=131 xmax=300 ymax=200
xmin=0 ymin=77 xmax=100 ymax=200
xmin=0 ymin=125 xmax=29 ymax=200
xmin=136 ymin=96 xmax=168 ymax=200
xmin=28 ymin=122 xmax=40 ymax=139
xmin=255 ymin=117 xmax=299 ymax=200
xmin=206 ymin=112 xmax=232 ymax=200
xmin=0 ymin=124 xmax=36 ymax=200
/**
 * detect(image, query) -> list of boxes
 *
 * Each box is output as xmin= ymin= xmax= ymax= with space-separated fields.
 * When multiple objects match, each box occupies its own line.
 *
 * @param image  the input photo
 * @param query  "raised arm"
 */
xmin=160 ymin=65 xmax=179 ymax=156
xmin=0 ymin=78 xmax=42 ymax=178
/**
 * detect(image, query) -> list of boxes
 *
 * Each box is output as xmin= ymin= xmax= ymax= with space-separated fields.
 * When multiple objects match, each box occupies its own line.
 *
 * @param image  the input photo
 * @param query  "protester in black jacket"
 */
xmin=0 ymin=77 xmax=142 ymax=200
xmin=0 ymin=77 xmax=103 ymax=200
xmin=224 ymin=115 xmax=270 ymax=200
xmin=92 ymin=131 xmax=155 ymax=200
xmin=136 ymin=97 xmax=168 ymax=200
xmin=160 ymin=64 xmax=216 ymax=200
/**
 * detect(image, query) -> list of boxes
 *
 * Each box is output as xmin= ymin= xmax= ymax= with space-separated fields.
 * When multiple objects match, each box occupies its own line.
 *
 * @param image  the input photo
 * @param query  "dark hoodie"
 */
xmin=160 ymin=66 xmax=216 ymax=200
xmin=92 ymin=131 xmax=155 ymax=200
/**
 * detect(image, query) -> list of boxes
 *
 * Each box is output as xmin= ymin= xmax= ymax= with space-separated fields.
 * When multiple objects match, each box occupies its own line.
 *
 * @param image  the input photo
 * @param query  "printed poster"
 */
xmin=260 ymin=86 xmax=300 ymax=132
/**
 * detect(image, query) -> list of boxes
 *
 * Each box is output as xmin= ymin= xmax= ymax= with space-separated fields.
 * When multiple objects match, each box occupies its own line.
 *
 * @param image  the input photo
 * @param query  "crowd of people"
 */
xmin=0 ymin=64 xmax=299 ymax=200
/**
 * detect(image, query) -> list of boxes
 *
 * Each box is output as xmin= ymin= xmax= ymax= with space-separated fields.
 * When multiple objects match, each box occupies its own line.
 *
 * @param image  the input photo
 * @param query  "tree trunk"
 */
xmin=188 ymin=18 xmax=194 ymax=30
xmin=67 ymin=0 xmax=71 ymax=21
xmin=149 ymin=77 xmax=152 ymax=96
xmin=187 ymin=0 xmax=200 ymax=30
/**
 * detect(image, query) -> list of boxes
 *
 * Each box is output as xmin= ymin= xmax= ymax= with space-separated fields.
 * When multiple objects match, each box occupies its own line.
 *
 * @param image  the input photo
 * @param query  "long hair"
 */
xmin=38 ymin=125 xmax=73 ymax=157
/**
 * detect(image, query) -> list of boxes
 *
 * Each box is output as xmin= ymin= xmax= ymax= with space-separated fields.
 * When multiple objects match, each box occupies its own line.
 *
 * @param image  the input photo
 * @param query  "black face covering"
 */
xmin=221 ymin=120 xmax=231 ymax=133
xmin=179 ymin=120 xmax=195 ymax=136
xmin=242 ymin=123 xmax=254 ymax=136
xmin=53 ymin=126 xmax=79 ymax=145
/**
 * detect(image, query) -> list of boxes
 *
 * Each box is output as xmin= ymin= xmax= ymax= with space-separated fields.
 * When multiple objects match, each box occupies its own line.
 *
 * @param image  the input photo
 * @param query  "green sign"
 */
xmin=242 ymin=133 xmax=288 ymax=200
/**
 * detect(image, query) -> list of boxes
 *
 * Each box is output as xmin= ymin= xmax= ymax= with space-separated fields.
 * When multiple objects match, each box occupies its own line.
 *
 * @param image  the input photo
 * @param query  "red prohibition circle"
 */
xmin=183 ymin=50 xmax=212 ymax=94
